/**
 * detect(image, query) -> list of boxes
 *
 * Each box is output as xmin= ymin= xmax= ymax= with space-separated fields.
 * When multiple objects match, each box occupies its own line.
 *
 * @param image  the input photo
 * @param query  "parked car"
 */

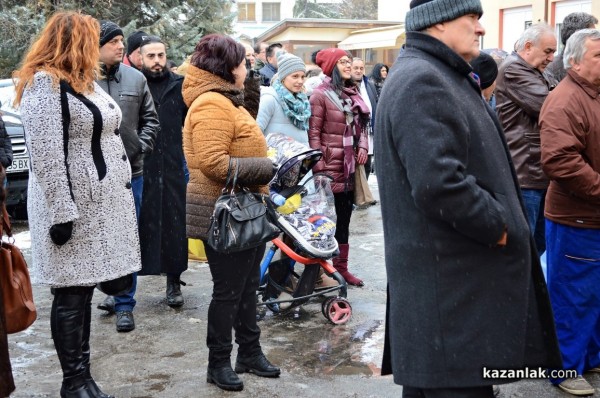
xmin=0 ymin=79 xmax=29 ymax=215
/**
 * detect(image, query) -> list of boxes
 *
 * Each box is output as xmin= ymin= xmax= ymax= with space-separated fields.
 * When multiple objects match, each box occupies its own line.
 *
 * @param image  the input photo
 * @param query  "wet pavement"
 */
xmin=5 ymin=178 xmax=599 ymax=397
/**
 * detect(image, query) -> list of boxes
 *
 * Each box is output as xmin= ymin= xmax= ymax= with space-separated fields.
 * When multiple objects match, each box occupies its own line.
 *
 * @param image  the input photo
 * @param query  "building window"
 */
xmin=237 ymin=2 xmax=256 ymax=22
xmin=263 ymin=2 xmax=281 ymax=22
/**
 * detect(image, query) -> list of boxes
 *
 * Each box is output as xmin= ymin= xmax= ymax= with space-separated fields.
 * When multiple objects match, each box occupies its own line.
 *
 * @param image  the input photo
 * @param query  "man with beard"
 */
xmin=137 ymin=36 xmax=188 ymax=307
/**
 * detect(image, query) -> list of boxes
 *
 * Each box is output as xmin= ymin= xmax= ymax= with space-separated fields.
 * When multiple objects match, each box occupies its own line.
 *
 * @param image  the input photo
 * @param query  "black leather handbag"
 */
xmin=207 ymin=159 xmax=280 ymax=254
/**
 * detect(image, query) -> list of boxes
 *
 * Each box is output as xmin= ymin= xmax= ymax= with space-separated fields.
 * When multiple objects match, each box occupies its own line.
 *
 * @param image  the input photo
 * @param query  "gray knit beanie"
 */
xmin=276 ymin=51 xmax=306 ymax=81
xmin=406 ymin=0 xmax=483 ymax=32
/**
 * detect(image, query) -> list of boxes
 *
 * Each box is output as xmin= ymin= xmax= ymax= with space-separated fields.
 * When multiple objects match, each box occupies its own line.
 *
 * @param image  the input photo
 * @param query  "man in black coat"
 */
xmin=375 ymin=0 xmax=562 ymax=397
xmin=138 ymin=36 xmax=188 ymax=307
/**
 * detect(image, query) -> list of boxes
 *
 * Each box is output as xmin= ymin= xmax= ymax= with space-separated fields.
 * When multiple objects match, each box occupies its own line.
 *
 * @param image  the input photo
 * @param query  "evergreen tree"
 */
xmin=293 ymin=0 xmax=341 ymax=19
xmin=339 ymin=0 xmax=377 ymax=20
xmin=0 ymin=0 xmax=235 ymax=77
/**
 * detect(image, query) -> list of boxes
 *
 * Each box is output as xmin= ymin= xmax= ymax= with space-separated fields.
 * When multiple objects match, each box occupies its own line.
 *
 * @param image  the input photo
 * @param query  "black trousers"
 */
xmin=203 ymin=242 xmax=266 ymax=368
xmin=333 ymin=191 xmax=354 ymax=244
xmin=402 ymin=386 xmax=494 ymax=398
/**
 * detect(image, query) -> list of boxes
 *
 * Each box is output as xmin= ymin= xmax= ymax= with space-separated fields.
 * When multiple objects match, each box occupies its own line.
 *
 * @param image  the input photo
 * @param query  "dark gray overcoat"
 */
xmin=139 ymin=72 xmax=188 ymax=276
xmin=374 ymin=32 xmax=562 ymax=388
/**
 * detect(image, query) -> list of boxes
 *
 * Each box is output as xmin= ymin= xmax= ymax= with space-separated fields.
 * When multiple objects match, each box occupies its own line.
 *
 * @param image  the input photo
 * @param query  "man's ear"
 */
xmin=425 ymin=23 xmax=445 ymax=36
xmin=432 ymin=22 xmax=446 ymax=33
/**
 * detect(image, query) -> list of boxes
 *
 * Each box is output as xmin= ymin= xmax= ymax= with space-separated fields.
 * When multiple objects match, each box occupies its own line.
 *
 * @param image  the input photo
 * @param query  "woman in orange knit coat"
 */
xmin=182 ymin=34 xmax=280 ymax=392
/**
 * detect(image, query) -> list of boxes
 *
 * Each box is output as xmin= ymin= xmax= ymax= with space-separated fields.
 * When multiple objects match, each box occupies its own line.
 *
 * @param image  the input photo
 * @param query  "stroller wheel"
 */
xmin=323 ymin=297 xmax=352 ymax=325
xmin=321 ymin=296 xmax=338 ymax=317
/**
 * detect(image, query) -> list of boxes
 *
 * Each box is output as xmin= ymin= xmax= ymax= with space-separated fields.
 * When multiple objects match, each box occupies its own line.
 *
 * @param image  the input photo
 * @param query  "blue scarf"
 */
xmin=272 ymin=79 xmax=311 ymax=131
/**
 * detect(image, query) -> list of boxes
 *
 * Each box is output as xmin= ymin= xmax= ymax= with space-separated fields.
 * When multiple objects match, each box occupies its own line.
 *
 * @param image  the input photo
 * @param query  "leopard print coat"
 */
xmin=20 ymin=72 xmax=141 ymax=287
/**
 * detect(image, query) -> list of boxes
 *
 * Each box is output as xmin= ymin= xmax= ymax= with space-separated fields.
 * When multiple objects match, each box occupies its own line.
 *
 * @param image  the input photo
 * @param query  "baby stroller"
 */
xmin=258 ymin=133 xmax=352 ymax=325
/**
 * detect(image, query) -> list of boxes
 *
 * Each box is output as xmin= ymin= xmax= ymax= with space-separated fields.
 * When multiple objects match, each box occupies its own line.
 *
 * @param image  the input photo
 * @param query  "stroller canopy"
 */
xmin=266 ymin=133 xmax=322 ymax=191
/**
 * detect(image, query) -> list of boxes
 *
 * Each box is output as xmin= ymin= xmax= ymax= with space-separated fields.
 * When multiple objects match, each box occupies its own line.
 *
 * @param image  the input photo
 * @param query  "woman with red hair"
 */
xmin=14 ymin=12 xmax=141 ymax=398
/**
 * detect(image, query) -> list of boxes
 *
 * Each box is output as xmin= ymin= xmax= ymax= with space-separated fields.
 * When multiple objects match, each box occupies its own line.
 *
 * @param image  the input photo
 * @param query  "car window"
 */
xmin=0 ymin=79 xmax=19 ymax=117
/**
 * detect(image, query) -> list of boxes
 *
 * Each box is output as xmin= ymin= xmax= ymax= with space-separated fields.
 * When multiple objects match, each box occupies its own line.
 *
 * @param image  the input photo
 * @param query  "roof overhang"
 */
xmin=338 ymin=25 xmax=405 ymax=50
xmin=254 ymin=18 xmax=402 ymax=43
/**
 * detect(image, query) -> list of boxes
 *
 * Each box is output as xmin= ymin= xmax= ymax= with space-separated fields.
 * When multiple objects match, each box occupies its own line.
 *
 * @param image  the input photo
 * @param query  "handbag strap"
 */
xmin=231 ymin=160 xmax=239 ymax=191
xmin=1 ymin=204 xmax=12 ymax=238
xmin=224 ymin=157 xmax=240 ymax=193
xmin=224 ymin=157 xmax=234 ymax=190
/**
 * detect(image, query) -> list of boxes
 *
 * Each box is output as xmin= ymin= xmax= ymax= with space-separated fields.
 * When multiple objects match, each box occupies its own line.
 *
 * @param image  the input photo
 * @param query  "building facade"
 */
xmin=232 ymin=0 xmax=404 ymax=72
xmin=481 ymin=0 xmax=599 ymax=52
xmin=233 ymin=0 xmax=344 ymax=40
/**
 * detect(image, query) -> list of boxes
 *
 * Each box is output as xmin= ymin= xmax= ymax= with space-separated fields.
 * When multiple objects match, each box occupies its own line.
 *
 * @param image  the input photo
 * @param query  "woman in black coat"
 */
xmin=368 ymin=63 xmax=388 ymax=99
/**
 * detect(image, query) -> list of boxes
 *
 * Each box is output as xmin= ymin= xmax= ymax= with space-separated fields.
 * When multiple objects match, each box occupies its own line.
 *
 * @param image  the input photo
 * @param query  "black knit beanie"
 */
xmin=470 ymin=51 xmax=498 ymax=90
xmin=127 ymin=31 xmax=149 ymax=55
xmin=406 ymin=0 xmax=483 ymax=32
xmin=99 ymin=20 xmax=123 ymax=47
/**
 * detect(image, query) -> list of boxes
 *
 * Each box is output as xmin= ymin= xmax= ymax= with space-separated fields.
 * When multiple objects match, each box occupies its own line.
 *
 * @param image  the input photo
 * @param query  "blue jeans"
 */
xmin=546 ymin=220 xmax=600 ymax=383
xmin=521 ymin=188 xmax=546 ymax=254
xmin=114 ymin=175 xmax=143 ymax=312
xmin=183 ymin=157 xmax=190 ymax=184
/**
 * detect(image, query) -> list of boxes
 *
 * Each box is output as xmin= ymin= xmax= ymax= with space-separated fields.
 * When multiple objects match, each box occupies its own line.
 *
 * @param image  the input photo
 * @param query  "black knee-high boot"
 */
xmin=81 ymin=289 xmax=114 ymax=398
xmin=52 ymin=286 xmax=97 ymax=398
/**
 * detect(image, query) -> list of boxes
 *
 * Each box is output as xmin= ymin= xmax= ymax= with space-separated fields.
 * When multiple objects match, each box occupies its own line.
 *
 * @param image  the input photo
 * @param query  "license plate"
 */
xmin=6 ymin=157 xmax=28 ymax=173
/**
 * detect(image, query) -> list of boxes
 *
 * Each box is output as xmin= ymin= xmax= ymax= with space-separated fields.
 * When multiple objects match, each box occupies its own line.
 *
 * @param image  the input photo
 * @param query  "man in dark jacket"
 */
xmin=258 ymin=43 xmax=282 ymax=86
xmin=351 ymin=57 xmax=377 ymax=181
xmin=546 ymin=12 xmax=598 ymax=82
xmin=495 ymin=24 xmax=557 ymax=254
xmin=253 ymin=42 xmax=269 ymax=71
xmin=123 ymin=30 xmax=148 ymax=70
xmin=96 ymin=21 xmax=160 ymax=332
xmin=138 ymin=36 xmax=188 ymax=308
xmin=375 ymin=0 xmax=562 ymax=396
xmin=540 ymin=29 xmax=600 ymax=396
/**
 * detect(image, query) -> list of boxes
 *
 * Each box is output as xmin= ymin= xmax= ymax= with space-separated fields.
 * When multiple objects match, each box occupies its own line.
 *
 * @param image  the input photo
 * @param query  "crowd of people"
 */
xmin=0 ymin=8 xmax=390 ymax=397
xmin=3 ymin=0 xmax=600 ymax=397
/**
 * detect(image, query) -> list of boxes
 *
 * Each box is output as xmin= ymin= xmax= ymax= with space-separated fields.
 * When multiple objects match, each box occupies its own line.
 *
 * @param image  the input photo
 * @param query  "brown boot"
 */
xmin=315 ymin=267 xmax=339 ymax=289
xmin=332 ymin=243 xmax=364 ymax=287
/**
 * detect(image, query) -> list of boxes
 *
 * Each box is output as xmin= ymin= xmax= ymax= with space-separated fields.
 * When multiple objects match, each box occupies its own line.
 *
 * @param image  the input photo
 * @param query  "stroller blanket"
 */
xmin=266 ymin=133 xmax=337 ymax=253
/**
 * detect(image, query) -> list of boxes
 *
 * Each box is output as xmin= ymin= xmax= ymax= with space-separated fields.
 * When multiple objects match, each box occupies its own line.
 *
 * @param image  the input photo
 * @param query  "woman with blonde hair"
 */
xmin=14 ymin=11 xmax=141 ymax=398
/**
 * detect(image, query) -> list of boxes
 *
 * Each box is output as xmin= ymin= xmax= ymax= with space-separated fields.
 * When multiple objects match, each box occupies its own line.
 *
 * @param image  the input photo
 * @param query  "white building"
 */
xmin=480 ymin=0 xmax=598 ymax=52
xmin=232 ymin=0 xmax=403 ymax=41
xmin=232 ymin=0 xmax=344 ymax=41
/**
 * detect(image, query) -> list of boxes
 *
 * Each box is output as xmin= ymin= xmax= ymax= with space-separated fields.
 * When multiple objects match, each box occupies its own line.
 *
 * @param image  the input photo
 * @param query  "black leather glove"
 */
xmin=49 ymin=221 xmax=73 ymax=246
